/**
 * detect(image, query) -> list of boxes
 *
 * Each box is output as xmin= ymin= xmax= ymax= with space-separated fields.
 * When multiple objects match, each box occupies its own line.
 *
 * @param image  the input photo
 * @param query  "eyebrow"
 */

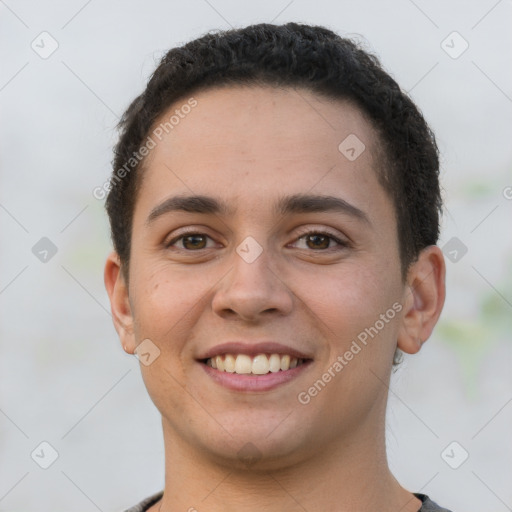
xmin=146 ymin=193 xmax=370 ymax=225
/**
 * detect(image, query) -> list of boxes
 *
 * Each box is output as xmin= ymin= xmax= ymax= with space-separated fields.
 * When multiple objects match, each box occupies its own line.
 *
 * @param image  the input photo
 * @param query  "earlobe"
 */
xmin=104 ymin=251 xmax=136 ymax=354
xmin=397 ymin=245 xmax=446 ymax=355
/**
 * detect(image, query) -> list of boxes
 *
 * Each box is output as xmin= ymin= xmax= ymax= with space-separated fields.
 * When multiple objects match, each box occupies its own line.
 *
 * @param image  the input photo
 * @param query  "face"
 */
xmin=110 ymin=85 xmax=417 ymax=470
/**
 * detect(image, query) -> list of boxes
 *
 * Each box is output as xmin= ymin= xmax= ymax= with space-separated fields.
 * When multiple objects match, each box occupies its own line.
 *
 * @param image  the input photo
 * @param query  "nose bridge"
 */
xmin=211 ymin=230 xmax=293 ymax=319
xmin=231 ymin=232 xmax=276 ymax=292
xmin=228 ymin=204 xmax=275 ymax=267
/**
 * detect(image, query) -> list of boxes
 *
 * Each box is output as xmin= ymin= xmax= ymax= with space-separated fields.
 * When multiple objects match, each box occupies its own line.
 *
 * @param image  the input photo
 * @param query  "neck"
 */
xmin=154 ymin=402 xmax=422 ymax=512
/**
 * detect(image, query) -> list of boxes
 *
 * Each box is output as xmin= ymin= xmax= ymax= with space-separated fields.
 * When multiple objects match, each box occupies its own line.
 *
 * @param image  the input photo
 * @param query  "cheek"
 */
xmin=303 ymin=266 xmax=401 ymax=410
xmin=306 ymin=262 xmax=402 ymax=377
xmin=129 ymin=266 xmax=205 ymax=411
xmin=308 ymin=265 xmax=387 ymax=334
xmin=130 ymin=262 xmax=216 ymax=348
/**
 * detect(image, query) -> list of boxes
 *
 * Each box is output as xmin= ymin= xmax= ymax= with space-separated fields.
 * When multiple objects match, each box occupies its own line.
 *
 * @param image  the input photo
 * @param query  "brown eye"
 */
xmin=292 ymin=230 xmax=348 ymax=251
xmin=182 ymin=234 xmax=207 ymax=250
xmin=305 ymin=233 xmax=331 ymax=250
xmin=167 ymin=233 xmax=213 ymax=250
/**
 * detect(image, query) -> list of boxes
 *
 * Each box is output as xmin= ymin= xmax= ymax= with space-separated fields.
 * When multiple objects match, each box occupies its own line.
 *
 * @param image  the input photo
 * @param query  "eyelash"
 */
xmin=166 ymin=228 xmax=349 ymax=252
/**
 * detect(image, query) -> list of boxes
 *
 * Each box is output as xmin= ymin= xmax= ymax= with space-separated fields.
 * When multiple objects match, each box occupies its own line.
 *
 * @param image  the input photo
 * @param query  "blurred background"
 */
xmin=1 ymin=1 xmax=511 ymax=511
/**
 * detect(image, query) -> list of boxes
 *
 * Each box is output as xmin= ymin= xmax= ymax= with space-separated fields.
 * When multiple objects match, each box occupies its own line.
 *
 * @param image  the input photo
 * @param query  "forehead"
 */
xmin=149 ymin=85 xmax=378 ymax=164
xmin=135 ymin=85 xmax=389 ymax=224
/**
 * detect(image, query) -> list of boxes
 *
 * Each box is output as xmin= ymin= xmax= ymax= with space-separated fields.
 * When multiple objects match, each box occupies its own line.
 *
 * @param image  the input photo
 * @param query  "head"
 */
xmin=104 ymin=23 xmax=445 ymax=470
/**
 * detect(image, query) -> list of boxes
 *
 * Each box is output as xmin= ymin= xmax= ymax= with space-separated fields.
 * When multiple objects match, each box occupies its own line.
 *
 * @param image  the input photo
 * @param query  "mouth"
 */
xmin=197 ymin=351 xmax=314 ymax=392
xmin=201 ymin=353 xmax=309 ymax=374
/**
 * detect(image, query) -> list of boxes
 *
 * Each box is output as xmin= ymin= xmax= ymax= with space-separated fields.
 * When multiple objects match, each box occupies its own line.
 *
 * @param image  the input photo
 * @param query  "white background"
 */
xmin=1 ymin=1 xmax=511 ymax=511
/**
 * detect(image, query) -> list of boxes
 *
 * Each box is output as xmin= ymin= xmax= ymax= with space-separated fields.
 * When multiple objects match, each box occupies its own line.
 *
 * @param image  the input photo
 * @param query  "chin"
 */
xmin=196 ymin=419 xmax=311 ymax=470
xmin=205 ymin=438 xmax=310 ymax=472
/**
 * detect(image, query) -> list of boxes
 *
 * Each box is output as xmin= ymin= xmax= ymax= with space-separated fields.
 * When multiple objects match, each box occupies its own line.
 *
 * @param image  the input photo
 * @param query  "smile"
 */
xmin=204 ymin=353 xmax=307 ymax=375
xmin=199 ymin=354 xmax=313 ymax=392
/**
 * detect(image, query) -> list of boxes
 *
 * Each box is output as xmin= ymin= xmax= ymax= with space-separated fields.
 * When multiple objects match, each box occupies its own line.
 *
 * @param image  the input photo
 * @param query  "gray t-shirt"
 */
xmin=122 ymin=490 xmax=454 ymax=511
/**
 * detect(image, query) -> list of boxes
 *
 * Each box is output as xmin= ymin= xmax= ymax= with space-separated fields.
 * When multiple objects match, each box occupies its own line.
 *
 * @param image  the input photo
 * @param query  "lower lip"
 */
xmin=199 ymin=360 xmax=313 ymax=392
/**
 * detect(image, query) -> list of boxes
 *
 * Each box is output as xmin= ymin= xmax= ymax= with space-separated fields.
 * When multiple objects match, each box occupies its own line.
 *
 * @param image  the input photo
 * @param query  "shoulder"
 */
xmin=414 ymin=493 xmax=455 ymax=512
xmin=121 ymin=490 xmax=164 ymax=512
xmin=122 ymin=490 xmax=454 ymax=512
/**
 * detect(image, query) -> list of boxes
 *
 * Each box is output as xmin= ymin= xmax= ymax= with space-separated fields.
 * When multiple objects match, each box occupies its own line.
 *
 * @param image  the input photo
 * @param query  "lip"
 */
xmin=199 ymin=359 xmax=314 ymax=392
xmin=196 ymin=341 xmax=313 ymax=361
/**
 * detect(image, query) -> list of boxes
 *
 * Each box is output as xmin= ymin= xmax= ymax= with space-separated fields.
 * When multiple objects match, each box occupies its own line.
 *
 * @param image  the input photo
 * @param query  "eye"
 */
xmin=291 ymin=230 xmax=349 ymax=251
xmin=165 ymin=229 xmax=349 ymax=252
xmin=166 ymin=232 xmax=216 ymax=251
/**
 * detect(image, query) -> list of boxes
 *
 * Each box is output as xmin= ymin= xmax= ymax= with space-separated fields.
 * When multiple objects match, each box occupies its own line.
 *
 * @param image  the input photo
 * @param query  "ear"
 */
xmin=104 ymin=251 xmax=136 ymax=354
xmin=397 ymin=245 xmax=446 ymax=355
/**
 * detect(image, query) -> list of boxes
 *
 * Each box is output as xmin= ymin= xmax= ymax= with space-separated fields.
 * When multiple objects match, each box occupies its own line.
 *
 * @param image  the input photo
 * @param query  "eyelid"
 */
xmin=164 ymin=227 xmax=218 ymax=248
xmin=291 ymin=227 xmax=351 ymax=250
xmin=165 ymin=225 xmax=350 ymax=251
xmin=293 ymin=225 xmax=349 ymax=242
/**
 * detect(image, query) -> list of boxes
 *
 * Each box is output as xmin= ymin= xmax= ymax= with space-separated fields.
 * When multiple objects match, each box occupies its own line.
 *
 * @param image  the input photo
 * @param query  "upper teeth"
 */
xmin=206 ymin=353 xmax=304 ymax=374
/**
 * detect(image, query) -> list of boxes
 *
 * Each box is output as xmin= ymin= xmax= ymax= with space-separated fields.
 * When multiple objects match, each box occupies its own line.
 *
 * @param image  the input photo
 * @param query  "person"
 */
xmin=103 ymin=22 xmax=452 ymax=512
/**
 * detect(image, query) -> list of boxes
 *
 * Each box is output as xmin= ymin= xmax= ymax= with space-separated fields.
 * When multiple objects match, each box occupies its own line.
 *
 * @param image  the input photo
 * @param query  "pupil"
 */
xmin=185 ymin=235 xmax=205 ymax=249
xmin=309 ymin=234 xmax=328 ymax=249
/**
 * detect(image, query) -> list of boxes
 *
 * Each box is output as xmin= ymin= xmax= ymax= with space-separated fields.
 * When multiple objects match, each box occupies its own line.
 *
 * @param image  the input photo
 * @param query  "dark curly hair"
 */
xmin=105 ymin=22 xmax=442 ymax=284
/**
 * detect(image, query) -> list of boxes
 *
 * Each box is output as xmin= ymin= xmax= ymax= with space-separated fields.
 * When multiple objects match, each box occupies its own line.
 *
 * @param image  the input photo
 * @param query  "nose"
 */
xmin=211 ymin=240 xmax=294 ymax=322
